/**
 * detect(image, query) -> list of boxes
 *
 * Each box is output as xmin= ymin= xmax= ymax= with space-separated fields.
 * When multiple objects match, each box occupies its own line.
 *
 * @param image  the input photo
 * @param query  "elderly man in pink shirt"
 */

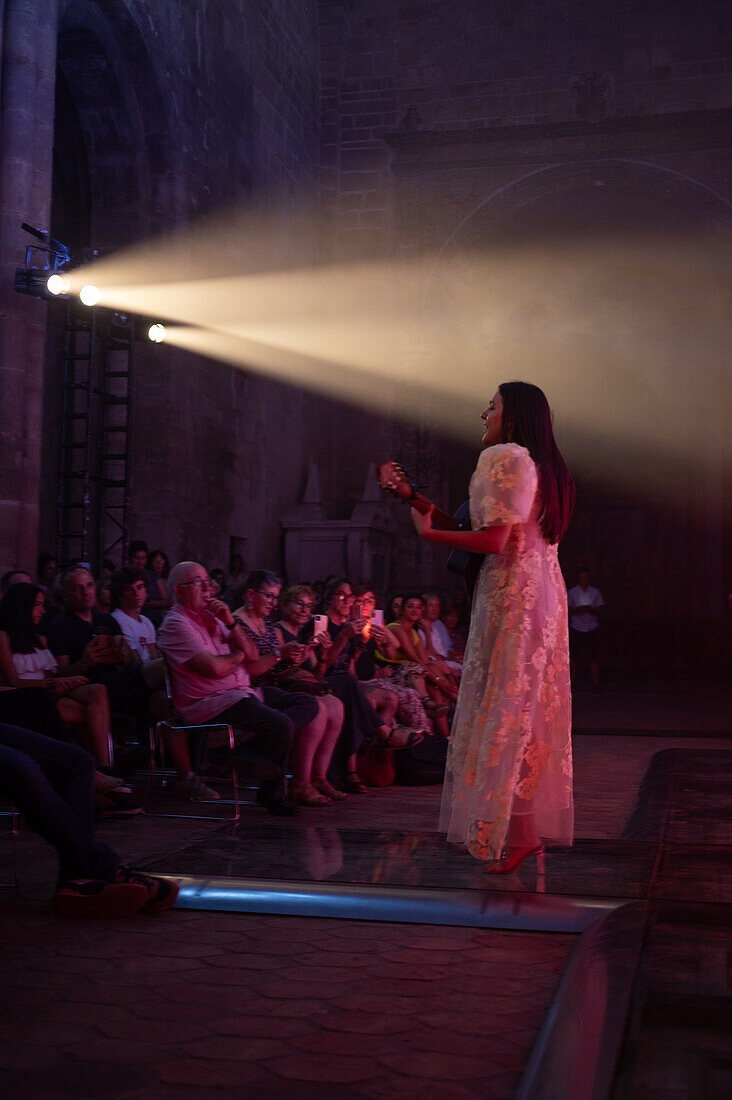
xmin=158 ymin=561 xmax=318 ymax=816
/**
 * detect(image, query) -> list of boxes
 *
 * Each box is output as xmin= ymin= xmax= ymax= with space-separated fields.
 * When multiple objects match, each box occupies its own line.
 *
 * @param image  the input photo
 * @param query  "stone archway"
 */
xmin=442 ymin=159 xmax=732 ymax=249
xmin=54 ymin=0 xmax=174 ymax=251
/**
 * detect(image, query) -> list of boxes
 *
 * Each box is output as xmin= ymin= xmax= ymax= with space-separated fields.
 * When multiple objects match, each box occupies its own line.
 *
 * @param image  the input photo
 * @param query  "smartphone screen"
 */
xmin=372 ymin=610 xmax=384 ymax=627
xmin=313 ymin=614 xmax=328 ymax=637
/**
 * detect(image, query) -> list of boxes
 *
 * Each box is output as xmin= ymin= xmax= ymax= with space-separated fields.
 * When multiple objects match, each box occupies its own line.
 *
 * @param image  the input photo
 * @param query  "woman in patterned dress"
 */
xmin=412 ymin=382 xmax=575 ymax=873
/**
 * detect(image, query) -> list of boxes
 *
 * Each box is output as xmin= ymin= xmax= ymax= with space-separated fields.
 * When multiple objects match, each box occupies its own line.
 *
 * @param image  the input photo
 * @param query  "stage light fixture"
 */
xmin=46 ymin=273 xmax=70 ymax=296
xmin=79 ymin=284 xmax=100 ymax=306
xmin=147 ymin=323 xmax=166 ymax=343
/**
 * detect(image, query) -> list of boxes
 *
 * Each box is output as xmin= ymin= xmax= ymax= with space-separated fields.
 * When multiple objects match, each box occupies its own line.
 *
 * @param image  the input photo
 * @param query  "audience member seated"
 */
xmin=0 ymin=722 xmax=177 ymax=916
xmin=234 ymin=574 xmax=346 ymax=807
xmin=0 ymin=583 xmax=123 ymax=787
xmin=350 ymin=585 xmax=431 ymax=737
xmin=100 ymin=558 xmax=116 ymax=579
xmin=158 ymin=561 xmax=320 ymax=816
xmin=208 ymin=568 xmax=229 ymax=603
xmin=40 ymin=572 xmax=66 ymax=631
xmin=45 ymin=567 xmax=154 ymax=723
xmin=226 ymin=552 xmax=246 ymax=611
xmin=382 ymin=594 xmax=457 ymax=738
xmin=387 ymin=593 xmax=404 ymax=621
xmin=441 ymin=599 xmax=467 ymax=661
xmin=127 ymin=539 xmax=149 ymax=571
xmin=110 ymin=567 xmax=217 ymax=802
xmin=419 ymin=591 xmax=463 ymax=675
xmin=145 ymin=548 xmax=173 ymax=626
xmin=302 ymin=577 xmax=413 ymax=790
xmin=36 ymin=551 xmax=57 ymax=592
xmin=1 ymin=569 xmax=32 ymax=595
xmin=95 ymin=575 xmax=113 ymax=615
xmin=111 ymin=568 xmax=161 ymax=663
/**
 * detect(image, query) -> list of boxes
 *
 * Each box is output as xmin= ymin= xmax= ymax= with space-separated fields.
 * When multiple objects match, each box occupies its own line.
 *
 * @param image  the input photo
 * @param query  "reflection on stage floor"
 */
xmin=142 ymin=818 xmax=657 ymax=901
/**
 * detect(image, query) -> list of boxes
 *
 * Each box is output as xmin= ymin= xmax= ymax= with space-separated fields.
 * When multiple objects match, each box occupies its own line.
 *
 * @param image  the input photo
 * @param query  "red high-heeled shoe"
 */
xmin=483 ymin=845 xmax=545 ymax=875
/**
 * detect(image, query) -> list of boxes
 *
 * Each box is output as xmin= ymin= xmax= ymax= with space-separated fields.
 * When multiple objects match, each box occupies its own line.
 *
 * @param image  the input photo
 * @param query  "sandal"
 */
xmin=312 ymin=776 xmax=346 ymax=801
xmin=338 ymin=770 xmax=367 ymax=794
xmin=422 ymin=697 xmax=450 ymax=719
xmin=378 ymin=725 xmax=424 ymax=750
xmin=289 ymin=781 xmax=331 ymax=807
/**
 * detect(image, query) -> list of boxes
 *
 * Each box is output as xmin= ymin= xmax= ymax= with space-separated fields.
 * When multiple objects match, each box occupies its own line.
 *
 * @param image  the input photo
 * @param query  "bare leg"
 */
xmin=291 ymin=703 xmax=327 ymax=785
xmin=141 ymin=658 xmax=165 ymax=690
xmin=58 ymin=684 xmax=111 ymax=767
xmin=161 ymin=729 xmax=194 ymax=777
xmin=312 ymin=695 xmax=344 ymax=777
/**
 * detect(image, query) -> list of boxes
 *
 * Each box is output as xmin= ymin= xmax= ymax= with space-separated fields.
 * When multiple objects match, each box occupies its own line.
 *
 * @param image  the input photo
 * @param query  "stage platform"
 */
xmin=1 ymin=679 xmax=731 ymax=1098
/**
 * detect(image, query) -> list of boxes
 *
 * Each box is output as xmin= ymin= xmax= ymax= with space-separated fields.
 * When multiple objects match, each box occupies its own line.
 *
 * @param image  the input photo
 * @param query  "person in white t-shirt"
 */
xmin=567 ymin=568 xmax=604 ymax=693
xmin=419 ymin=591 xmax=463 ymax=675
xmin=111 ymin=570 xmax=159 ymax=662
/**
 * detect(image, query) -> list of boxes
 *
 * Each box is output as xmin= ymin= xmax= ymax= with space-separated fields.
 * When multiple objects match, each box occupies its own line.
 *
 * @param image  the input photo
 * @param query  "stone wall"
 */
xmin=317 ymin=0 xmax=732 ymax=649
xmin=1 ymin=0 xmax=730 ymax=660
xmin=34 ymin=0 xmax=409 ymax=589
xmin=0 ymin=0 xmax=59 ymax=572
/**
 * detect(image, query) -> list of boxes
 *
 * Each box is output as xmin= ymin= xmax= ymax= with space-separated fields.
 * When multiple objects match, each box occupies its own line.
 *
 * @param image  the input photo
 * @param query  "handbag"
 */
xmin=394 ymin=735 xmax=448 ymax=785
xmin=270 ymin=663 xmax=330 ymax=696
xmin=357 ymin=740 xmax=396 ymax=787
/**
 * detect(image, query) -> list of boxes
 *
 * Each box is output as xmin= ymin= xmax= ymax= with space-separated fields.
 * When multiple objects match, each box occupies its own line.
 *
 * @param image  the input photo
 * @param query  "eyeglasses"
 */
xmin=334 ymin=591 xmax=353 ymax=600
xmin=257 ymin=591 xmax=279 ymax=602
xmin=178 ymin=577 xmax=211 ymax=587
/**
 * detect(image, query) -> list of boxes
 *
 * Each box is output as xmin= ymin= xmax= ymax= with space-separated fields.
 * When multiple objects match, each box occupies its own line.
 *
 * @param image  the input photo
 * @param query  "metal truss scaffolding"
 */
xmin=56 ymin=302 xmax=135 ymax=570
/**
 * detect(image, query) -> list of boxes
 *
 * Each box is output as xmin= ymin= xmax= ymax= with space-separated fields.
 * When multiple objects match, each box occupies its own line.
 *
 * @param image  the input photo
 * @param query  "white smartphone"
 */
xmin=313 ymin=614 xmax=328 ymax=637
xmin=371 ymin=610 xmax=384 ymax=627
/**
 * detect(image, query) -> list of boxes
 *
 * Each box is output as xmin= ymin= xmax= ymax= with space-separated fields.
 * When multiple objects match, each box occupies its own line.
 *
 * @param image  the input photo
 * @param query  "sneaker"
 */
xmin=172 ymin=774 xmax=221 ymax=802
xmin=52 ymin=878 xmax=148 ymax=919
xmin=112 ymin=867 xmax=180 ymax=912
xmin=95 ymin=789 xmax=143 ymax=818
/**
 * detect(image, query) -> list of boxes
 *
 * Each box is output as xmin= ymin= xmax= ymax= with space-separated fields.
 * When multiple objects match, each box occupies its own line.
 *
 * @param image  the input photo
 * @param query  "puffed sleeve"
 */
xmin=469 ymin=444 xmax=538 ymax=528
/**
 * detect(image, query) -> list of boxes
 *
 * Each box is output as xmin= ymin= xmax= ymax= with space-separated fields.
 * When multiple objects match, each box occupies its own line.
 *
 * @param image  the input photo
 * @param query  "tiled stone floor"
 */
xmin=1 ymin=677 xmax=730 ymax=1098
xmin=0 ymin=905 xmax=574 ymax=1098
xmin=623 ymin=904 xmax=732 ymax=1100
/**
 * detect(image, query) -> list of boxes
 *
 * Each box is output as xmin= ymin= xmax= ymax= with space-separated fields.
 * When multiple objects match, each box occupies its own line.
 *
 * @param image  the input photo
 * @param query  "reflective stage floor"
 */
xmin=138 ymin=732 xmax=732 ymax=928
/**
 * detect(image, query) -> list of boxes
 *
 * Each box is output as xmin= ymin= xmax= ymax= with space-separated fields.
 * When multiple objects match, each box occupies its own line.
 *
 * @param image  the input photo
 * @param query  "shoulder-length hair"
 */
xmin=0 ymin=583 xmax=43 ymax=654
xmin=147 ymin=548 xmax=170 ymax=577
xmin=244 ymin=569 xmax=281 ymax=593
xmin=499 ymin=381 xmax=575 ymax=543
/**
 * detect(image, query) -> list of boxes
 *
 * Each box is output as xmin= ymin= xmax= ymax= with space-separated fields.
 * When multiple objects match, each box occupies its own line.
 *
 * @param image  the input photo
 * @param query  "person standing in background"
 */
xmin=567 ymin=568 xmax=604 ymax=694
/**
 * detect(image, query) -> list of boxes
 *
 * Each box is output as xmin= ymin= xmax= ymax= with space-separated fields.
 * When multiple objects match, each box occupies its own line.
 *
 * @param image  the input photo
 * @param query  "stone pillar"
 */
xmin=0 ymin=0 xmax=59 ymax=569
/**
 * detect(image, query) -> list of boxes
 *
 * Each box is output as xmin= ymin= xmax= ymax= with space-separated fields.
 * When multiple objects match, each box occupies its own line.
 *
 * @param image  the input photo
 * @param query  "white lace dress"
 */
xmin=439 ymin=443 xmax=574 ymax=861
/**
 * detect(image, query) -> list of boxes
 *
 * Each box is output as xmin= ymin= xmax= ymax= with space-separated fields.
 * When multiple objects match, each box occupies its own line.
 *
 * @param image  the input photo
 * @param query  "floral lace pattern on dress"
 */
xmin=439 ymin=443 xmax=573 ymax=862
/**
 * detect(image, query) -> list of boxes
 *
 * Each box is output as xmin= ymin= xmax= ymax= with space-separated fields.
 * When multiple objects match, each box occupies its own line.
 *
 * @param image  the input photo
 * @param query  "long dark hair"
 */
xmin=499 ymin=381 xmax=575 ymax=543
xmin=147 ymin=548 xmax=170 ymax=577
xmin=0 ymin=583 xmax=44 ymax=654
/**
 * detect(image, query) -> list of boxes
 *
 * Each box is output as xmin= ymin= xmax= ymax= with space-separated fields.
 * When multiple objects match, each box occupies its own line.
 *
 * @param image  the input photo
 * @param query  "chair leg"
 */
xmin=226 ymin=724 xmax=240 ymax=823
xmin=1 ymin=807 xmax=20 ymax=889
